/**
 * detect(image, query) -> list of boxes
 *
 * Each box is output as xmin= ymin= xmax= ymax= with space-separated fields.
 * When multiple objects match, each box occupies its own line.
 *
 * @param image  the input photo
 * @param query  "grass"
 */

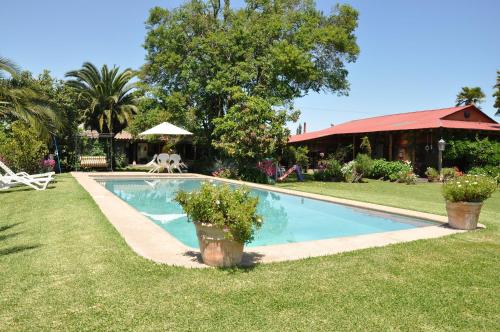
xmin=0 ymin=174 xmax=499 ymax=331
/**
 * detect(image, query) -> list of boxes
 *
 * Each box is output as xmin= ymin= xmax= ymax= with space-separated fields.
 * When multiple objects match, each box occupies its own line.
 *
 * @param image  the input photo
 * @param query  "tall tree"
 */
xmin=455 ymin=86 xmax=486 ymax=108
xmin=493 ymin=70 xmax=500 ymax=116
xmin=142 ymin=0 xmax=359 ymax=157
xmin=296 ymin=123 xmax=302 ymax=135
xmin=65 ymin=62 xmax=138 ymax=134
xmin=0 ymin=57 xmax=59 ymax=135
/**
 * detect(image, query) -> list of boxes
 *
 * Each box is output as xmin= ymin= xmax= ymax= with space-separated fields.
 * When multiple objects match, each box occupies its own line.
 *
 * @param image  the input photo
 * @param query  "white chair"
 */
xmin=145 ymin=154 xmax=160 ymax=173
xmin=169 ymin=154 xmax=186 ymax=173
xmin=0 ymin=161 xmax=54 ymax=191
xmin=157 ymin=153 xmax=171 ymax=173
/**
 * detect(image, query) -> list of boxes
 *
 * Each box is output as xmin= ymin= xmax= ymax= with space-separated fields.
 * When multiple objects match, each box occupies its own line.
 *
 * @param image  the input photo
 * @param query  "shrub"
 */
xmin=425 ymin=167 xmax=440 ymax=182
xmin=212 ymin=159 xmax=239 ymax=179
xmin=340 ymin=155 xmax=373 ymax=183
xmin=341 ymin=160 xmax=357 ymax=182
xmin=468 ymin=166 xmax=500 ymax=184
xmin=441 ymin=168 xmax=456 ymax=181
xmin=175 ymin=182 xmax=263 ymax=244
xmin=443 ymin=137 xmax=500 ymax=170
xmin=468 ymin=165 xmax=500 ymax=178
xmin=238 ymin=166 xmax=269 ymax=184
xmin=442 ymin=175 xmax=497 ymax=203
xmin=354 ymin=154 xmax=374 ymax=178
xmin=212 ymin=160 xmax=269 ymax=184
xmin=359 ymin=136 xmax=372 ymax=155
xmin=369 ymin=159 xmax=411 ymax=181
xmin=398 ymin=169 xmax=417 ymax=185
xmin=314 ymin=157 xmax=342 ymax=181
xmin=114 ymin=152 xmax=128 ymax=169
xmin=41 ymin=159 xmax=56 ymax=173
xmin=0 ymin=121 xmax=48 ymax=174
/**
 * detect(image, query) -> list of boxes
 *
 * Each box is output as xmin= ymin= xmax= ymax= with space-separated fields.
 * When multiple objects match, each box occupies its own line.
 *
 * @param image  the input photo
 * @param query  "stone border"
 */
xmin=71 ymin=172 xmax=472 ymax=268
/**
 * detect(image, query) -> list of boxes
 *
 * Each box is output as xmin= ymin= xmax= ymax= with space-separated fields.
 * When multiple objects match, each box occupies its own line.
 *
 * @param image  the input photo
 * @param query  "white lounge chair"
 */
xmin=0 ymin=161 xmax=54 ymax=191
xmin=157 ymin=153 xmax=171 ymax=173
xmin=169 ymin=154 xmax=186 ymax=173
xmin=145 ymin=154 xmax=160 ymax=173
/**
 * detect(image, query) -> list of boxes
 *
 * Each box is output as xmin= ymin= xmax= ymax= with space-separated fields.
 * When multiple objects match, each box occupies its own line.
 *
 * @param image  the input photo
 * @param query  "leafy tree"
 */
xmin=31 ymin=71 xmax=81 ymax=170
xmin=127 ymin=88 xmax=189 ymax=136
xmin=213 ymin=93 xmax=297 ymax=164
xmin=494 ymin=70 xmax=500 ymax=116
xmin=0 ymin=121 xmax=49 ymax=173
xmin=0 ymin=57 xmax=59 ymax=135
xmin=65 ymin=62 xmax=138 ymax=134
xmin=143 ymin=0 xmax=360 ymax=155
xmin=455 ymin=86 xmax=485 ymax=108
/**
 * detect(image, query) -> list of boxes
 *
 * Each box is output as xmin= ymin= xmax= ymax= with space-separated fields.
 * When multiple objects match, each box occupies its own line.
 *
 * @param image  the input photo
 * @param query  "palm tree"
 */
xmin=493 ymin=70 xmax=500 ymax=116
xmin=0 ymin=56 xmax=59 ymax=135
xmin=65 ymin=62 xmax=138 ymax=134
xmin=0 ymin=56 xmax=20 ymax=78
xmin=455 ymin=87 xmax=486 ymax=108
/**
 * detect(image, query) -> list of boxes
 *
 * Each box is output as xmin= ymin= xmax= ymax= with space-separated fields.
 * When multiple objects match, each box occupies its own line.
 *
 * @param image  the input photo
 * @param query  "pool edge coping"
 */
xmin=71 ymin=172 xmax=475 ymax=268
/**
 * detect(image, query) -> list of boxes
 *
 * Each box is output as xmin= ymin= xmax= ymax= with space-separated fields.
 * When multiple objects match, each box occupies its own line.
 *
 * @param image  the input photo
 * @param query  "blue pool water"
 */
xmin=101 ymin=179 xmax=432 ymax=248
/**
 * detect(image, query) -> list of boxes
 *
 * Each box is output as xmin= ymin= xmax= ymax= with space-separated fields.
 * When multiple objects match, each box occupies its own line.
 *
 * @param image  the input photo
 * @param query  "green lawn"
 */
xmin=1 ymin=175 xmax=499 ymax=331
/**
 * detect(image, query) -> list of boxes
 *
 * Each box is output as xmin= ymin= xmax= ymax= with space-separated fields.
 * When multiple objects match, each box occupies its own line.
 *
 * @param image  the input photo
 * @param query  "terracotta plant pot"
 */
xmin=194 ymin=222 xmax=244 ymax=267
xmin=445 ymin=201 xmax=483 ymax=230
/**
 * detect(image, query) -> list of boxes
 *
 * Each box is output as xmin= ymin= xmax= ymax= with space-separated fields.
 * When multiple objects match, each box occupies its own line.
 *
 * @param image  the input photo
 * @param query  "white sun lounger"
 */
xmin=169 ymin=154 xmax=187 ymax=173
xmin=0 ymin=161 xmax=54 ymax=191
xmin=145 ymin=154 xmax=160 ymax=173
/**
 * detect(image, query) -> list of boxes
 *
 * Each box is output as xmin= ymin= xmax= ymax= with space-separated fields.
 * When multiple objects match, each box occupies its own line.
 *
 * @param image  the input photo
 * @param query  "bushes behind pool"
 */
xmin=314 ymin=157 xmax=342 ymax=181
xmin=369 ymin=159 xmax=412 ymax=181
xmin=468 ymin=165 xmax=500 ymax=183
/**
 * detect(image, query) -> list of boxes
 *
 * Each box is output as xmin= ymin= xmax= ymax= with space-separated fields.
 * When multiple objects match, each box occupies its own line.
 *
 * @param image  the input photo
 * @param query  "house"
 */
xmin=288 ymin=105 xmax=500 ymax=173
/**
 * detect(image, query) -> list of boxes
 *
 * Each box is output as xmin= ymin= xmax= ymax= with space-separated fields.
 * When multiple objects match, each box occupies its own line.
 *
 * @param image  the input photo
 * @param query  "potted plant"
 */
xmin=425 ymin=167 xmax=439 ymax=182
xmin=175 ymin=182 xmax=263 ymax=267
xmin=442 ymin=175 xmax=497 ymax=230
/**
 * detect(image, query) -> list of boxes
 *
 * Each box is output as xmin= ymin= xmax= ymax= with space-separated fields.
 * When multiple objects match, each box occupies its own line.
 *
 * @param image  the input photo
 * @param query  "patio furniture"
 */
xmin=80 ymin=156 xmax=108 ymax=169
xmin=145 ymin=154 xmax=160 ymax=173
xmin=169 ymin=154 xmax=187 ymax=173
xmin=157 ymin=153 xmax=171 ymax=173
xmin=0 ymin=161 xmax=54 ymax=191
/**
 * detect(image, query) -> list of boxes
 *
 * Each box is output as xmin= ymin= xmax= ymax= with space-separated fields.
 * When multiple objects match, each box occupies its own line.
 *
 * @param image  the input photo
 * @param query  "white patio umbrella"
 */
xmin=139 ymin=122 xmax=193 ymax=136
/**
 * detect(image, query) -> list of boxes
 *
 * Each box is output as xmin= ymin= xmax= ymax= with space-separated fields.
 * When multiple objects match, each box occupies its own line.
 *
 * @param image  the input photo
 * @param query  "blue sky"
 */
xmin=2 ymin=0 xmax=499 ymax=131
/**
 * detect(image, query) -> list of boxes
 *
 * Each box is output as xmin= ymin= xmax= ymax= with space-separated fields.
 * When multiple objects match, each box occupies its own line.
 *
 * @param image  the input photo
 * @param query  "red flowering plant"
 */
xmin=256 ymin=159 xmax=276 ymax=177
xmin=41 ymin=159 xmax=56 ymax=172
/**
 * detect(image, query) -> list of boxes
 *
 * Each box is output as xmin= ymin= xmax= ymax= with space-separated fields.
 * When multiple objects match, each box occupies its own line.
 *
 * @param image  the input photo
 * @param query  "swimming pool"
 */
xmin=101 ymin=178 xmax=434 ymax=248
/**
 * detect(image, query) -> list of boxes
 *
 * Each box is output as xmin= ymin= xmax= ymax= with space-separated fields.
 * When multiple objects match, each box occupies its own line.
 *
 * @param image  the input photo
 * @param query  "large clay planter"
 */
xmin=194 ymin=222 xmax=244 ymax=267
xmin=446 ymin=201 xmax=483 ymax=230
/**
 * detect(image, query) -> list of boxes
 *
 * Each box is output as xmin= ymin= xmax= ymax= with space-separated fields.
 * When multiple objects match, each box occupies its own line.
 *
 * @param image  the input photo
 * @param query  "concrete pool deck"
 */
xmin=71 ymin=172 xmax=477 ymax=268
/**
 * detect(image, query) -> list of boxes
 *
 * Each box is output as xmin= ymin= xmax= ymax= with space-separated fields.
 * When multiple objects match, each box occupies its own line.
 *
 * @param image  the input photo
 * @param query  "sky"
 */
xmin=2 ymin=0 xmax=499 ymax=132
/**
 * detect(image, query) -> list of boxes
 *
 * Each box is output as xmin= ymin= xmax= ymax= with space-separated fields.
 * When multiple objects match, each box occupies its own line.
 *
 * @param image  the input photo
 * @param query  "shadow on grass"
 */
xmin=0 ymin=186 xmax=56 ymax=194
xmin=0 ymin=232 xmax=21 ymax=242
xmin=183 ymin=250 xmax=263 ymax=272
xmin=0 ymin=244 xmax=41 ymax=256
xmin=0 ymin=222 xmax=23 ymax=233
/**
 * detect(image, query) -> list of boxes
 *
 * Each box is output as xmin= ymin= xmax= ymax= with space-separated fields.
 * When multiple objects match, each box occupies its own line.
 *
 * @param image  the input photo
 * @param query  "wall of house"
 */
xmin=442 ymin=108 xmax=495 ymax=122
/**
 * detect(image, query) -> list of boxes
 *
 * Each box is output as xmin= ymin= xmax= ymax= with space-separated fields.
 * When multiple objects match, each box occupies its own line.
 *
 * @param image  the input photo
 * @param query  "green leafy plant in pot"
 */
xmin=175 ymin=182 xmax=263 ymax=267
xmin=442 ymin=175 xmax=497 ymax=230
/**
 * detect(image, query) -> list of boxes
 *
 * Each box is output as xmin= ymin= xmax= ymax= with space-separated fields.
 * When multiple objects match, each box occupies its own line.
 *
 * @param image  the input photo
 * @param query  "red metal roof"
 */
xmin=289 ymin=105 xmax=500 ymax=143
